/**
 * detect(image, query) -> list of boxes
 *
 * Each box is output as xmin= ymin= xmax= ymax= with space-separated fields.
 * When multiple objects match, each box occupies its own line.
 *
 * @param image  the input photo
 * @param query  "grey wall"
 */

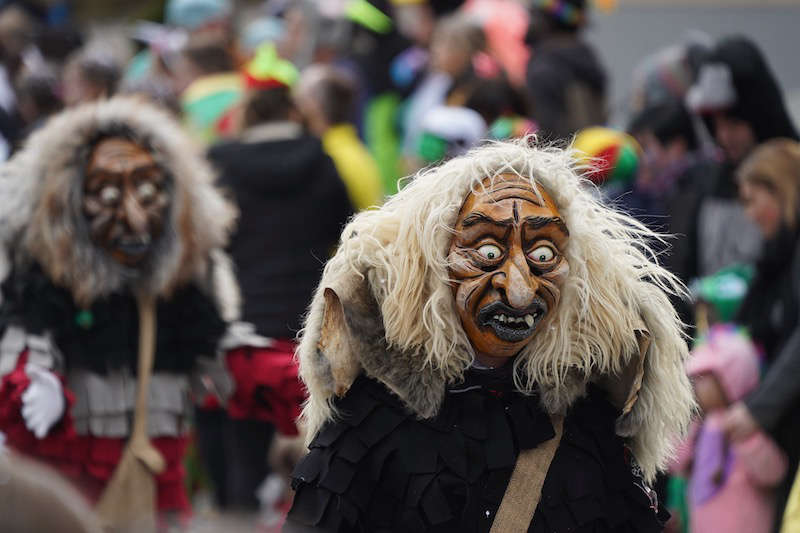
xmin=585 ymin=4 xmax=800 ymax=126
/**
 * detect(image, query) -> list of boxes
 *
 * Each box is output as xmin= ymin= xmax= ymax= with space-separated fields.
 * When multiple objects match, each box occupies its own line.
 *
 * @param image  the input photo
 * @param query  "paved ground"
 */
xmin=187 ymin=511 xmax=265 ymax=533
xmin=180 ymin=492 xmax=283 ymax=533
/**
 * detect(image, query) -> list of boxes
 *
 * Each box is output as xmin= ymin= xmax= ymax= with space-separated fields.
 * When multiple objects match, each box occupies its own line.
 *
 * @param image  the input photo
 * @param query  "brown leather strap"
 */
xmin=490 ymin=415 xmax=564 ymax=533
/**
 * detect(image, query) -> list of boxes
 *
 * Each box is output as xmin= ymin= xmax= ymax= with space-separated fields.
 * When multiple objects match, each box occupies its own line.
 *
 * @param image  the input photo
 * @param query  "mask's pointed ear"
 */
xmin=318 ymin=287 xmax=361 ymax=397
xmin=597 ymin=321 xmax=650 ymax=415
xmin=299 ymin=262 xmax=448 ymax=441
xmin=598 ymin=297 xmax=694 ymax=483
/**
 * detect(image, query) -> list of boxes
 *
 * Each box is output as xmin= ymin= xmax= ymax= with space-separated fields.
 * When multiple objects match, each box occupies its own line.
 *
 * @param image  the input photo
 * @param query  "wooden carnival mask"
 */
xmin=448 ymin=174 xmax=570 ymax=367
xmin=83 ymin=137 xmax=170 ymax=268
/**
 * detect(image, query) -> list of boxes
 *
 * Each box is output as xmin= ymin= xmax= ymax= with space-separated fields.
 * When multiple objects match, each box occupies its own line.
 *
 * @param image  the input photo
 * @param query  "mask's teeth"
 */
xmin=524 ymin=314 xmax=534 ymax=327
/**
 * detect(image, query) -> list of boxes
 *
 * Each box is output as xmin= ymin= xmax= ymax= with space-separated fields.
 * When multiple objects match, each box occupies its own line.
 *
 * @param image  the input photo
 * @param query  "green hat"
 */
xmin=692 ymin=264 xmax=754 ymax=323
xmin=243 ymin=43 xmax=298 ymax=89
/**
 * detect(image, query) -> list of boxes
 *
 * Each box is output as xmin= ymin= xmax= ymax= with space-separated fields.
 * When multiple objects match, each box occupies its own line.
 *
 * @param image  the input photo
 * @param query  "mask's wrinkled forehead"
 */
xmin=460 ymin=173 xmax=567 ymax=232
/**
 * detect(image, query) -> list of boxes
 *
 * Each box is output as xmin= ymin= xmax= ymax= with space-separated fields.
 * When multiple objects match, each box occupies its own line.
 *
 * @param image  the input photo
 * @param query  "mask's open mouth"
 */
xmin=477 ymin=299 xmax=548 ymax=342
xmin=114 ymin=235 xmax=152 ymax=259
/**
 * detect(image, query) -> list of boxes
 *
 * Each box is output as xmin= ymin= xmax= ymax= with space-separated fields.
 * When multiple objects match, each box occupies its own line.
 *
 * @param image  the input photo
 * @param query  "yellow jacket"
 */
xmin=322 ymin=124 xmax=384 ymax=211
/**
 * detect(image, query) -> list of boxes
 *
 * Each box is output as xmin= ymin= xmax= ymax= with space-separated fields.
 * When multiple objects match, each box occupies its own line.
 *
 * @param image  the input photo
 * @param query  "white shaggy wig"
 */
xmin=0 ymin=96 xmax=238 ymax=309
xmin=297 ymin=137 xmax=695 ymax=482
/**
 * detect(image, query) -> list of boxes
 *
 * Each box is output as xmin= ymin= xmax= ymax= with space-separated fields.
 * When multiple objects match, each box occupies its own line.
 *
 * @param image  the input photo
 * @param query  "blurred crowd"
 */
xmin=1 ymin=0 xmax=800 ymax=532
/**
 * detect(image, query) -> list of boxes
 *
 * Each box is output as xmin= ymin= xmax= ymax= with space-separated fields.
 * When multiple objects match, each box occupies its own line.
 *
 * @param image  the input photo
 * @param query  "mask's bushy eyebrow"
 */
xmin=462 ymin=212 xmax=513 ymax=228
xmin=524 ymin=216 xmax=569 ymax=236
xmin=83 ymin=170 xmax=118 ymax=189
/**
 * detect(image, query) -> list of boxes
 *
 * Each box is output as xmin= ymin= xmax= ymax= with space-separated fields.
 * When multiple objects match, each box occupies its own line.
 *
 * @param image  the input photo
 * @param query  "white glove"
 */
xmin=21 ymin=363 xmax=65 ymax=439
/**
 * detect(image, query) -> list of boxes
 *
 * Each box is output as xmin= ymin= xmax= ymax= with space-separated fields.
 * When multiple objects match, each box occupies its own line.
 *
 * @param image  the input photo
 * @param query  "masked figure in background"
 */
xmin=285 ymin=139 xmax=695 ymax=532
xmin=0 ymin=97 xmax=260 ymax=525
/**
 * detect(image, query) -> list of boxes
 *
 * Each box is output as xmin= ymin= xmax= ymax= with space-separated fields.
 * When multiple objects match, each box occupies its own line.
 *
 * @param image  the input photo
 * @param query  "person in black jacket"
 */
xmin=202 ymin=45 xmax=353 ymax=511
xmin=685 ymin=35 xmax=799 ymax=278
xmin=210 ymin=92 xmax=353 ymax=342
xmin=524 ymin=0 xmax=607 ymax=140
xmin=285 ymin=139 xmax=694 ymax=532
xmin=723 ymin=139 xmax=800 ymax=527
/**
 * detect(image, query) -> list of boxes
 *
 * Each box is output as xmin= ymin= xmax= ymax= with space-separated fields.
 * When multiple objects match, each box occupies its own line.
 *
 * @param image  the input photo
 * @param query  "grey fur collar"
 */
xmin=319 ymin=275 xmax=449 ymax=418
xmin=309 ymin=267 xmax=591 ymax=421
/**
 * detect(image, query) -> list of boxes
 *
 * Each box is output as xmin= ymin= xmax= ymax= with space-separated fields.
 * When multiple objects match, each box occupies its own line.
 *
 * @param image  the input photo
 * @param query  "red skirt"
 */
xmin=0 ymin=352 xmax=190 ymax=513
xmin=225 ymin=338 xmax=305 ymax=436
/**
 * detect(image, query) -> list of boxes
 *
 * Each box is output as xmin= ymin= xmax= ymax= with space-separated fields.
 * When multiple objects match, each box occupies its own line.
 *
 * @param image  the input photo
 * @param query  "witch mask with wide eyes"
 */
xmin=448 ymin=175 xmax=570 ymax=364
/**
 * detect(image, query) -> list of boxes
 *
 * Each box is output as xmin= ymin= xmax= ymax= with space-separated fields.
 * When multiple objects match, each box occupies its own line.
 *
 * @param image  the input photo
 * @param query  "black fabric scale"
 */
xmin=0 ymin=263 xmax=226 ymax=375
xmin=287 ymin=366 xmax=667 ymax=532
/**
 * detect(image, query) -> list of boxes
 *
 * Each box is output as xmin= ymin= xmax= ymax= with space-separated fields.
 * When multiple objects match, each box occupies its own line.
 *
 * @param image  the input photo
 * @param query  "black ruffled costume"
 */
xmin=0 ymin=263 xmax=226 ymax=375
xmin=0 ymin=263 xmax=229 ymax=513
xmin=286 ymin=366 xmax=667 ymax=532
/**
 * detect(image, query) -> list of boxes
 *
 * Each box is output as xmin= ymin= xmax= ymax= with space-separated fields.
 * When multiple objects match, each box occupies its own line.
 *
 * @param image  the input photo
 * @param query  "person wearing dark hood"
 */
xmin=524 ymin=0 xmax=606 ymax=140
xmin=685 ymin=35 xmax=798 ymax=278
xmin=206 ymin=44 xmax=353 ymax=511
xmin=720 ymin=139 xmax=800 ymax=529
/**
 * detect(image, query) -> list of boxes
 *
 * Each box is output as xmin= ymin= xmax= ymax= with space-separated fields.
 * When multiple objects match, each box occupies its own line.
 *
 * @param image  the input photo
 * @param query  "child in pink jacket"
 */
xmin=673 ymin=326 xmax=788 ymax=533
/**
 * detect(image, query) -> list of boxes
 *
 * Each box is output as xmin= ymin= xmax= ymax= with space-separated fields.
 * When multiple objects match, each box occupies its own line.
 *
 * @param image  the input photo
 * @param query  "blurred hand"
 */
xmin=21 ymin=363 xmax=65 ymax=439
xmin=722 ymin=402 xmax=760 ymax=442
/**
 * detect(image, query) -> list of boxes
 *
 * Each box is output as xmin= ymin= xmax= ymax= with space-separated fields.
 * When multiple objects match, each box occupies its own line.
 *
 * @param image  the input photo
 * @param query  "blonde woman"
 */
xmin=723 ymin=138 xmax=800 ymax=526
